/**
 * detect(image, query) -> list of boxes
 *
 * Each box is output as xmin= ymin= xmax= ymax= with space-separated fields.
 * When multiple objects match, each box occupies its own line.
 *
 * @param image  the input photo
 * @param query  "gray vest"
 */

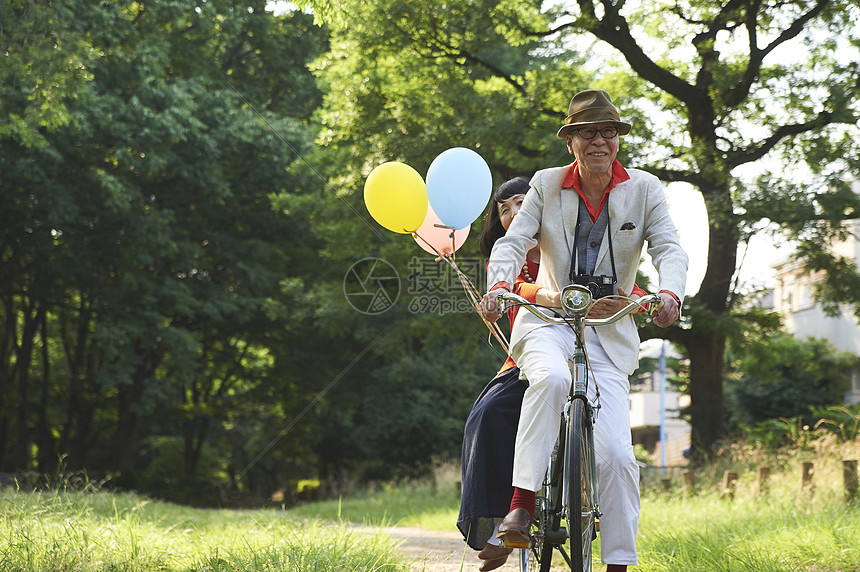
xmin=572 ymin=198 xmax=611 ymax=276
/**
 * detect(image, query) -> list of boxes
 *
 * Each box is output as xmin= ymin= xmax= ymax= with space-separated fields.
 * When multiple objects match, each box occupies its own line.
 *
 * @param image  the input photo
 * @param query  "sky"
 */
xmin=661 ymin=183 xmax=793 ymax=297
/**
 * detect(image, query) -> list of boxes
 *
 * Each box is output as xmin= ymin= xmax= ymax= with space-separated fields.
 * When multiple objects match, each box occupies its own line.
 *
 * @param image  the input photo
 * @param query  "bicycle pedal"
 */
xmin=499 ymin=539 xmax=530 ymax=549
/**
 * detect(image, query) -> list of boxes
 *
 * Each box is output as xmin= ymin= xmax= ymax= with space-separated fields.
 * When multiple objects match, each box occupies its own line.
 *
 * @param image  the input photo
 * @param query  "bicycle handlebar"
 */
xmin=497 ymin=284 xmax=663 ymax=327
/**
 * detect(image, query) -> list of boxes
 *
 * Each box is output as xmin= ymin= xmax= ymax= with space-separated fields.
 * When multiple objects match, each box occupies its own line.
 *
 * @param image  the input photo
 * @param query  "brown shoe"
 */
xmin=496 ymin=508 xmax=531 ymax=548
xmin=478 ymin=543 xmax=513 ymax=560
xmin=479 ymin=554 xmax=510 ymax=572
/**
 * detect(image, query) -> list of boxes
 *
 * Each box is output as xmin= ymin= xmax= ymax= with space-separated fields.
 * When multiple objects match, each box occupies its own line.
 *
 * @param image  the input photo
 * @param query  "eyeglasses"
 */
xmin=573 ymin=126 xmax=619 ymax=140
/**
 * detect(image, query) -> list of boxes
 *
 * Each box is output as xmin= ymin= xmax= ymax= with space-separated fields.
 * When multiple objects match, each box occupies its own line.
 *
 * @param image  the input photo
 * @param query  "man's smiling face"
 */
xmin=566 ymin=122 xmax=620 ymax=176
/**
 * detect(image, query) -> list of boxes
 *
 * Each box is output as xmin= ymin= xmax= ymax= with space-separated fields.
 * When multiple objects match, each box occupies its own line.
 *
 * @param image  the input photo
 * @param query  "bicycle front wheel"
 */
xmin=568 ymin=398 xmax=596 ymax=572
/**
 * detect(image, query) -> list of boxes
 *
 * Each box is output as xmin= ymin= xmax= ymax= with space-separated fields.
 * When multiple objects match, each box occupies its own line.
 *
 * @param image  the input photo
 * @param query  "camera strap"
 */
xmin=568 ymin=197 xmax=618 ymax=284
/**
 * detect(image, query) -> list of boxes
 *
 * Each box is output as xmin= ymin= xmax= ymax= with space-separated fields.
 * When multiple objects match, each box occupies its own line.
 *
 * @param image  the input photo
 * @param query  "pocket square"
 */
xmin=620 ymin=222 xmax=636 ymax=230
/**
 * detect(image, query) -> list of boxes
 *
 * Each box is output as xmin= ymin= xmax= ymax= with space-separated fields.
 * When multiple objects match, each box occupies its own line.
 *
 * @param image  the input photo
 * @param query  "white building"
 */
xmin=630 ymin=341 xmax=690 ymax=467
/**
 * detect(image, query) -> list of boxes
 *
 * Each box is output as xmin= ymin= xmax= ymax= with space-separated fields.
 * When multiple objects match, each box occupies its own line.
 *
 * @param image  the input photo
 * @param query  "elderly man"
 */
xmin=478 ymin=89 xmax=688 ymax=572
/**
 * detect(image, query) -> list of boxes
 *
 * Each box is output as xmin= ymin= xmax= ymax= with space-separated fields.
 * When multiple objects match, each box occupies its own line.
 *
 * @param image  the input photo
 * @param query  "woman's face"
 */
xmin=497 ymin=194 xmax=526 ymax=231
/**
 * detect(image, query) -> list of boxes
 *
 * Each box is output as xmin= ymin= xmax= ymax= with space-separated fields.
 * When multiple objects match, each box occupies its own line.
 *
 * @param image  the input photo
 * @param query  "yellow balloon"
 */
xmin=364 ymin=162 xmax=428 ymax=233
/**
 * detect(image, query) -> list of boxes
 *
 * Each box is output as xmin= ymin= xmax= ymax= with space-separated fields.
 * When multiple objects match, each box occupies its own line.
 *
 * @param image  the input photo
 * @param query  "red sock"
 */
xmin=606 ymin=566 xmax=627 ymax=572
xmin=509 ymin=487 xmax=536 ymax=519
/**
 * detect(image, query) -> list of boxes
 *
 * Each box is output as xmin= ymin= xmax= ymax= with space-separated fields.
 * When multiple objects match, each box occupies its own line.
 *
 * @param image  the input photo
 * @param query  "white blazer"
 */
xmin=487 ymin=164 xmax=688 ymax=374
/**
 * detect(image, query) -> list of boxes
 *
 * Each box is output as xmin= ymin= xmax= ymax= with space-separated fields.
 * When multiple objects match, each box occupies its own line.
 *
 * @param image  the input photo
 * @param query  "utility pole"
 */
xmin=659 ymin=340 xmax=667 ymax=476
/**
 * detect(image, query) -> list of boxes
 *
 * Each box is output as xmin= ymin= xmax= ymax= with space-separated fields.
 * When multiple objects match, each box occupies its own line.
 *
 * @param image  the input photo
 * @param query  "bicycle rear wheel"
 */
xmin=525 ymin=493 xmax=556 ymax=571
xmin=568 ymin=398 xmax=596 ymax=572
xmin=520 ymin=503 xmax=555 ymax=572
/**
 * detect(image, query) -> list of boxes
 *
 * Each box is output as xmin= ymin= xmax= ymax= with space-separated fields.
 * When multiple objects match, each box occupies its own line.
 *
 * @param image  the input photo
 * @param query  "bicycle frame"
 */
xmin=499 ymin=285 xmax=663 ymax=572
xmin=565 ymin=330 xmax=600 ymax=571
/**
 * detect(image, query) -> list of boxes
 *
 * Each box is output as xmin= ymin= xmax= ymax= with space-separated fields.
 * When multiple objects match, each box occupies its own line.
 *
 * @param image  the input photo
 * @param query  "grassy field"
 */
xmin=635 ymin=488 xmax=859 ymax=571
xmin=288 ymin=470 xmax=860 ymax=572
xmin=0 ymin=488 xmax=409 ymax=571
xmin=288 ymin=445 xmax=860 ymax=572
xmin=1 ymin=436 xmax=858 ymax=571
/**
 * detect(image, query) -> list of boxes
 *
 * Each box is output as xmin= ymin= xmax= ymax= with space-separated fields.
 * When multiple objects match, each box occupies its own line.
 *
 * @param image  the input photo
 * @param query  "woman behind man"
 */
xmin=458 ymin=175 xmax=648 ymax=571
xmin=457 ymin=176 xmax=541 ymax=572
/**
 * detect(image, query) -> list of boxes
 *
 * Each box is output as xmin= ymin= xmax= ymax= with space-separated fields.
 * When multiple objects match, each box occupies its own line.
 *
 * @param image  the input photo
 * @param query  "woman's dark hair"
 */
xmin=478 ymin=176 xmax=531 ymax=258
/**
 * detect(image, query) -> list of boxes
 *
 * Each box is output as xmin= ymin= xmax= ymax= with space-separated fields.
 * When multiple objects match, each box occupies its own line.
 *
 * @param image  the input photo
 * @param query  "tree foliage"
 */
xmin=1 ymin=0 xmax=508 ymax=496
xmin=300 ymin=0 xmax=860 ymax=459
xmin=0 ymin=0 xmax=332 ymax=493
xmin=3 ymin=0 xmax=860 ymax=502
xmin=725 ymin=333 xmax=853 ymax=427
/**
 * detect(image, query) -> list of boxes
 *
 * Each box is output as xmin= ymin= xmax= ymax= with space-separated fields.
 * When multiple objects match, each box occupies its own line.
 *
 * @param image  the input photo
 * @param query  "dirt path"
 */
xmin=375 ymin=526 xmax=536 ymax=572
xmin=349 ymin=524 xmax=571 ymax=571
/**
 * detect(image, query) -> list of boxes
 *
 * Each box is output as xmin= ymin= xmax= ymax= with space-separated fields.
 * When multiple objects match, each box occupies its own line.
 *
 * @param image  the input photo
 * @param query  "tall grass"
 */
xmin=635 ymin=487 xmax=860 ymax=571
xmin=2 ymin=435 xmax=857 ymax=571
xmin=629 ymin=429 xmax=860 ymax=571
xmin=0 ymin=488 xmax=409 ymax=571
xmin=287 ymin=461 xmax=463 ymax=531
xmin=290 ymin=442 xmax=860 ymax=572
xmin=290 ymin=476 xmax=860 ymax=572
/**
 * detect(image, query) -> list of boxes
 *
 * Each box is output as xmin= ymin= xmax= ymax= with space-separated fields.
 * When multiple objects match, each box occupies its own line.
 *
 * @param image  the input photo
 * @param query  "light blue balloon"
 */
xmin=425 ymin=147 xmax=492 ymax=230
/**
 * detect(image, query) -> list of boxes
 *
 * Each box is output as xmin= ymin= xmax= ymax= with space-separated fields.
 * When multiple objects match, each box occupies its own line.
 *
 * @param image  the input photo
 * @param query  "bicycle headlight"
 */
xmin=561 ymin=284 xmax=592 ymax=314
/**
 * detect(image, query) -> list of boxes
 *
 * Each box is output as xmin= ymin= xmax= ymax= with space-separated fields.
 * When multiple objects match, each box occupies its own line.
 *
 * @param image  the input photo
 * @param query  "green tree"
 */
xmin=268 ymin=193 xmax=506 ymax=481
xmin=725 ymin=333 xmax=853 ymax=427
xmin=0 ymin=0 xmax=92 ymax=470
xmin=0 ymin=0 xmax=330 ymax=493
xmin=300 ymin=0 xmax=860 ymax=460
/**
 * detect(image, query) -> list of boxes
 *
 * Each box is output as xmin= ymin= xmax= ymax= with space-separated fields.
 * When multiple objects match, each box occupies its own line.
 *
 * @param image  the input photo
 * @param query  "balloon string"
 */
xmin=410 ymin=224 xmax=459 ymax=262
xmin=412 ymin=227 xmax=483 ymax=294
xmin=411 ymin=231 xmax=510 ymax=354
xmin=455 ymin=265 xmax=510 ymax=355
xmin=411 ymin=229 xmax=449 ymax=261
xmin=432 ymin=223 xmax=457 ymax=259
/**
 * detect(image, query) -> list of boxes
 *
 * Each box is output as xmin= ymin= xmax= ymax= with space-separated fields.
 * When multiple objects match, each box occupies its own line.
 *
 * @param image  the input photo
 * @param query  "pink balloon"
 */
xmin=413 ymin=204 xmax=470 ymax=256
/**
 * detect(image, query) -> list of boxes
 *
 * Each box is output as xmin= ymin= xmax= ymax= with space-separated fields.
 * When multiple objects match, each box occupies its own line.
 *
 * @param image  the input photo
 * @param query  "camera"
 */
xmin=571 ymin=274 xmax=615 ymax=299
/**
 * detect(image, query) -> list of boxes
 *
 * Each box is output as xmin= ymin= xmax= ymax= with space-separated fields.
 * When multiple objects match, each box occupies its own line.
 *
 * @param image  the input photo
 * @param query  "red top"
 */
xmin=498 ymin=259 xmax=542 ymax=374
xmin=561 ymin=159 xmax=631 ymax=222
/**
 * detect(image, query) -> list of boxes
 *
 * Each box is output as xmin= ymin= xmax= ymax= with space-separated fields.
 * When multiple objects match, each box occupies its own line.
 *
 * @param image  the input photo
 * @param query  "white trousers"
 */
xmin=511 ymin=326 xmax=640 ymax=565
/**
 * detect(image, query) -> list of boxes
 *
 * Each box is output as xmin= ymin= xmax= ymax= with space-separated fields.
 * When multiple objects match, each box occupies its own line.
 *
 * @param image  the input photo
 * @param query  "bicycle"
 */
xmin=496 ymin=284 xmax=663 ymax=572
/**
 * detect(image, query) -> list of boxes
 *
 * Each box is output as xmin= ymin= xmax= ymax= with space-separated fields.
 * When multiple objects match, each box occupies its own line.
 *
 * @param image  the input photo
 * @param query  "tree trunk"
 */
xmin=60 ymin=301 xmax=97 ymax=470
xmin=36 ymin=312 xmax=56 ymax=473
xmin=12 ymin=301 xmax=44 ymax=470
xmin=112 ymin=357 xmax=152 ymax=481
xmin=0 ymin=297 xmax=15 ymax=470
xmin=686 ymin=331 xmax=726 ymax=460
xmin=183 ymin=419 xmax=210 ymax=480
xmin=113 ymin=381 xmax=140 ymax=478
xmin=683 ymin=187 xmax=739 ymax=460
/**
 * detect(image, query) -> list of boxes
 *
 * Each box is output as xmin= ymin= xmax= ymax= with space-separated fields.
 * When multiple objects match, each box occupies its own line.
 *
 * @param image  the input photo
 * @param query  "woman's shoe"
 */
xmin=477 ymin=542 xmax=512 ymax=571
xmin=478 ymin=543 xmax=513 ymax=560
xmin=479 ymin=554 xmax=510 ymax=571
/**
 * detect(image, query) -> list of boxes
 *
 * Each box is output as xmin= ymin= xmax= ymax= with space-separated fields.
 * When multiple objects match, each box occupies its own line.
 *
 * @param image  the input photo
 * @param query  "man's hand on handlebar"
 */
xmin=478 ymin=288 xmax=508 ymax=322
xmin=480 ymin=286 xmax=678 ymax=326
xmin=653 ymin=291 xmax=680 ymax=327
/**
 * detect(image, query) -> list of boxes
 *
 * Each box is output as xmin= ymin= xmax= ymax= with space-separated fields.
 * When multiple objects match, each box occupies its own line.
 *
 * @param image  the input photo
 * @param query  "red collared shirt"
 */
xmin=562 ymin=159 xmax=630 ymax=222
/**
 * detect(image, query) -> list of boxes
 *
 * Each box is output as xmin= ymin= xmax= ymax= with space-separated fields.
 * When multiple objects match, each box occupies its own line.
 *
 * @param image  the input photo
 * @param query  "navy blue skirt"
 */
xmin=457 ymin=366 xmax=528 ymax=550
